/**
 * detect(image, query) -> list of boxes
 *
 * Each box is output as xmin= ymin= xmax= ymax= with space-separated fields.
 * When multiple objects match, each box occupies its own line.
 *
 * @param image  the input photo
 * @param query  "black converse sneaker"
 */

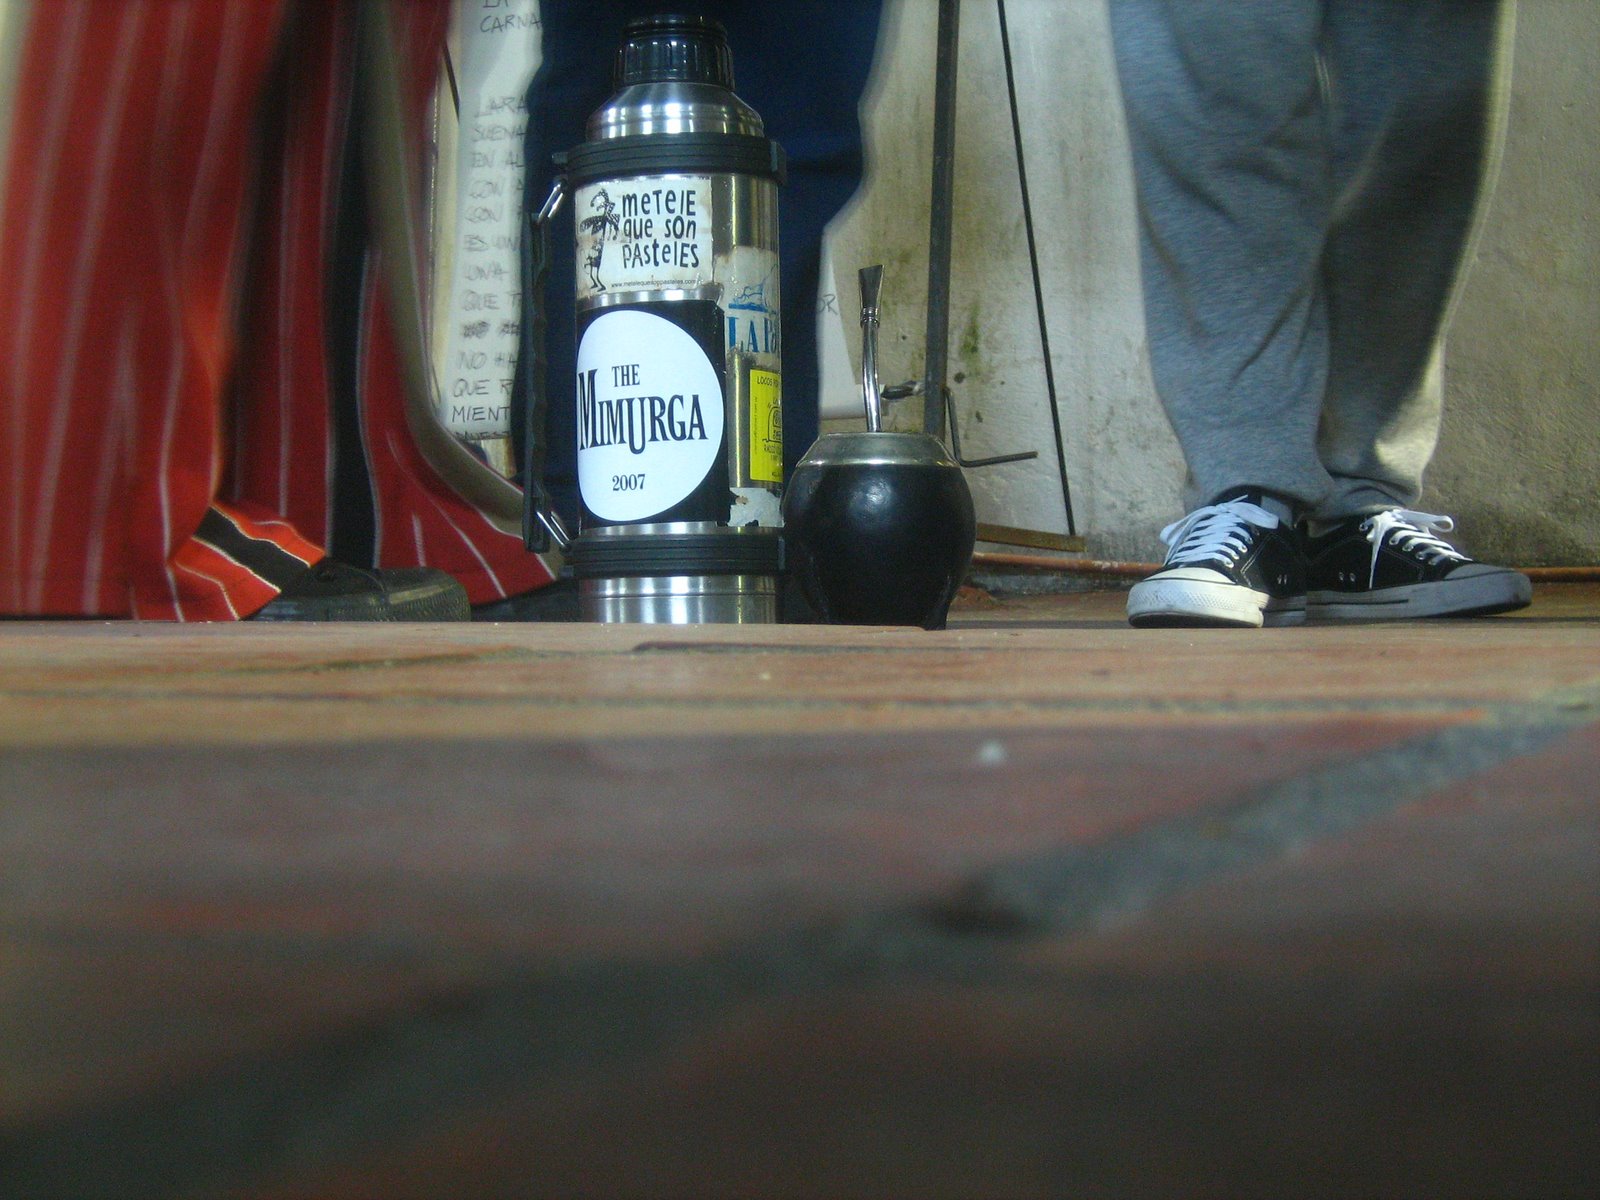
xmin=1303 ymin=508 xmax=1532 ymax=620
xmin=1127 ymin=493 xmax=1306 ymax=628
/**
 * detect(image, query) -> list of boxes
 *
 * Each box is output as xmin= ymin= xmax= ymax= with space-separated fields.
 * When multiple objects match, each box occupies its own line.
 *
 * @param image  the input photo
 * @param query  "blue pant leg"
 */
xmin=518 ymin=4 xmax=623 ymax=528
xmin=697 ymin=0 xmax=883 ymax=476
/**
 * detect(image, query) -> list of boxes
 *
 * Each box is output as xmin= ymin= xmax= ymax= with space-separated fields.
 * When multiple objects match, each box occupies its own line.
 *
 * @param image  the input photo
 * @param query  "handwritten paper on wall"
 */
xmin=436 ymin=0 xmax=542 ymax=442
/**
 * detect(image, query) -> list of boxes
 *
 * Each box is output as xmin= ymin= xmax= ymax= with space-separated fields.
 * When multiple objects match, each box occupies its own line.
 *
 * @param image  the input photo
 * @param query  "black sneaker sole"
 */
xmin=252 ymin=571 xmax=471 ymax=622
xmin=1128 ymin=575 xmax=1306 ymax=629
xmin=471 ymin=579 xmax=581 ymax=622
xmin=1307 ymin=570 xmax=1532 ymax=621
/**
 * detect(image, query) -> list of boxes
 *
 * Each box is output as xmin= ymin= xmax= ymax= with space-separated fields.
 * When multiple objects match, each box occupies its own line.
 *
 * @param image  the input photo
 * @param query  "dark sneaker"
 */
xmin=471 ymin=578 xmax=581 ymax=622
xmin=250 ymin=560 xmax=470 ymax=622
xmin=1303 ymin=508 xmax=1531 ymax=621
xmin=1127 ymin=494 xmax=1306 ymax=628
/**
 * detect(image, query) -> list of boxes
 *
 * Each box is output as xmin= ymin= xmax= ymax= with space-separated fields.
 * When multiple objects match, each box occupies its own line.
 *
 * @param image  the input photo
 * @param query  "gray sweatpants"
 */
xmin=1109 ymin=0 xmax=1505 ymax=519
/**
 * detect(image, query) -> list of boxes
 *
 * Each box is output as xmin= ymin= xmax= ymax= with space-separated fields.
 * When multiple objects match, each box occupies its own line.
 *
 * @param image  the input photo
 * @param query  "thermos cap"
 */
xmin=616 ymin=14 xmax=734 ymax=89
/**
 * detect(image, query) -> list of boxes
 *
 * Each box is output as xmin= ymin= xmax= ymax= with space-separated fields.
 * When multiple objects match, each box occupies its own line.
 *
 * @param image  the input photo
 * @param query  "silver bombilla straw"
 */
xmin=858 ymin=265 xmax=884 ymax=432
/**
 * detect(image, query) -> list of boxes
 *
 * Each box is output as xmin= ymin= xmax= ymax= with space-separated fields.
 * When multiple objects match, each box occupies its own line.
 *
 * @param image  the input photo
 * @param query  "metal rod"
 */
xmin=520 ymin=190 xmax=573 ymax=554
xmin=971 ymin=551 xmax=1157 ymax=579
xmin=922 ymin=0 xmax=960 ymax=437
xmin=859 ymin=265 xmax=885 ymax=432
xmin=997 ymin=0 xmax=1077 ymax=537
xmin=884 ymin=379 xmax=1038 ymax=467
xmin=943 ymin=388 xmax=1036 ymax=467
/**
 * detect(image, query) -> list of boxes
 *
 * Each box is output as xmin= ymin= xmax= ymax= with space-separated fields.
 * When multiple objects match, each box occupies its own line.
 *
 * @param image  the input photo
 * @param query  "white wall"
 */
xmin=817 ymin=0 xmax=1598 ymax=566
xmin=1431 ymin=0 xmax=1600 ymax=565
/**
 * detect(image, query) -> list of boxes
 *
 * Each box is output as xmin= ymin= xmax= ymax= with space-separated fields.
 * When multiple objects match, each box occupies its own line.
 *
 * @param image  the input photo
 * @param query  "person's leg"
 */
xmin=703 ymin=0 xmax=882 ymax=479
xmin=1111 ymin=0 xmax=1328 ymax=627
xmin=1108 ymin=0 xmax=1332 ymax=515
xmin=228 ymin=0 xmax=547 ymax=613
xmin=0 ymin=0 xmax=486 ymax=620
xmin=1314 ymin=0 xmax=1504 ymax=519
xmin=1112 ymin=0 xmax=1526 ymax=625
xmin=516 ymin=3 xmax=617 ymax=530
xmin=227 ymin=0 xmax=353 ymax=556
xmin=1299 ymin=0 xmax=1527 ymax=621
xmin=0 ymin=0 xmax=315 ymax=619
xmin=341 ymin=0 xmax=553 ymax=607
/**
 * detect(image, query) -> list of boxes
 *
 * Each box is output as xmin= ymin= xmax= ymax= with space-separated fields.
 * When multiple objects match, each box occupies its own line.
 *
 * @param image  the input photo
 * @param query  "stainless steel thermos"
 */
xmin=524 ymin=15 xmax=785 ymax=623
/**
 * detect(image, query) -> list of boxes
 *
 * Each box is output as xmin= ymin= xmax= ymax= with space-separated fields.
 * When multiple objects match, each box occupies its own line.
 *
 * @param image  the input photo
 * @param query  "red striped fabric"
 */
xmin=361 ymin=275 xmax=553 ymax=602
xmin=348 ymin=0 xmax=552 ymax=603
xmin=227 ymin=0 xmax=351 ymax=551
xmin=0 ymin=0 xmax=552 ymax=619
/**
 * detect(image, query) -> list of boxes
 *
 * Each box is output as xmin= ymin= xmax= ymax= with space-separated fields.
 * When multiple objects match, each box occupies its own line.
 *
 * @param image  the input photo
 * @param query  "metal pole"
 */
xmin=997 ymin=0 xmax=1076 ymax=537
xmin=922 ymin=0 xmax=960 ymax=437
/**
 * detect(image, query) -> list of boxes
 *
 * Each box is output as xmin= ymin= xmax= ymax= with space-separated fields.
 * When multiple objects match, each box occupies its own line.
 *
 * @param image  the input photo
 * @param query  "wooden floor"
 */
xmin=1 ymin=586 xmax=1597 ymax=1197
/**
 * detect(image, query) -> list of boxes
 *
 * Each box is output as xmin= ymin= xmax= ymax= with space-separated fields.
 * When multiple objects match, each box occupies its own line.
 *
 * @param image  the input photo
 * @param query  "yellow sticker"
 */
xmin=748 ymin=368 xmax=783 ymax=484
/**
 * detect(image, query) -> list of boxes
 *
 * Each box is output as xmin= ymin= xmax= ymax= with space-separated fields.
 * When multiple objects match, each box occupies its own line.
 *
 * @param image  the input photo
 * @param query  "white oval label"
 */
xmin=576 ymin=309 xmax=724 ymax=523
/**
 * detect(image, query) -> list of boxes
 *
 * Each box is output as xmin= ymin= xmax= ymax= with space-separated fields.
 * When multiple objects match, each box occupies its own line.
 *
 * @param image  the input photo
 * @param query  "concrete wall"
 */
xmin=816 ymin=0 xmax=1598 ymax=566
xmin=1432 ymin=0 xmax=1600 ymax=565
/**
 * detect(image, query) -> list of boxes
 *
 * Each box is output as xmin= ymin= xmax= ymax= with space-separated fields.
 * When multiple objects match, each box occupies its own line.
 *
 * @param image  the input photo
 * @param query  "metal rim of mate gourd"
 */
xmin=794 ymin=431 xmax=961 ymax=470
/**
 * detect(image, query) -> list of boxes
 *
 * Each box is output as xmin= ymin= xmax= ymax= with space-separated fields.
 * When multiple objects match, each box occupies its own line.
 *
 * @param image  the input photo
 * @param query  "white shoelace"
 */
xmin=1158 ymin=499 xmax=1281 ymax=568
xmin=1362 ymin=508 xmax=1468 ymax=585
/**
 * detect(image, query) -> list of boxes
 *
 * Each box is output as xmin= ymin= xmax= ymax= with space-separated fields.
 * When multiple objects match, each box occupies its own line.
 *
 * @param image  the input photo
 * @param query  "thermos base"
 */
xmin=578 ymin=573 xmax=778 ymax=624
xmin=566 ymin=528 xmax=782 ymax=625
